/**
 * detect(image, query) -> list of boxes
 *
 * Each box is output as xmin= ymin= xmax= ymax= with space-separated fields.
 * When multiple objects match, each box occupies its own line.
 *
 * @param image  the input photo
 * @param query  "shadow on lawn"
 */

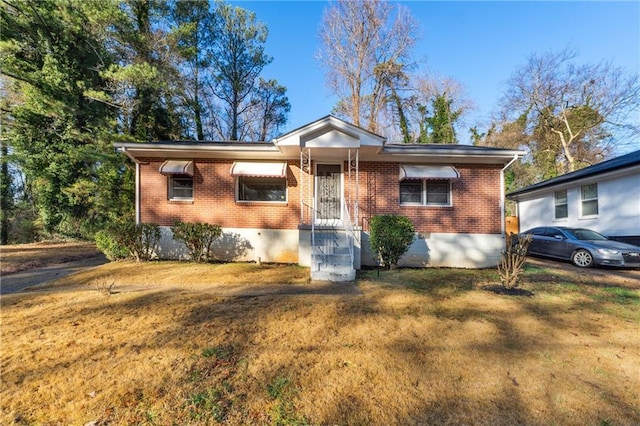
xmin=3 ymin=269 xmax=639 ymax=425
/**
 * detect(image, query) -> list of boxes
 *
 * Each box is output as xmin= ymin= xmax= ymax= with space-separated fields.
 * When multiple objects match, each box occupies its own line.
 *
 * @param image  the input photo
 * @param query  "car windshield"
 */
xmin=564 ymin=229 xmax=608 ymax=241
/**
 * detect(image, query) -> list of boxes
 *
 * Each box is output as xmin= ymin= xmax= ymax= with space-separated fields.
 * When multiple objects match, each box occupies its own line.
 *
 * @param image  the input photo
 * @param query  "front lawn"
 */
xmin=1 ymin=261 xmax=638 ymax=425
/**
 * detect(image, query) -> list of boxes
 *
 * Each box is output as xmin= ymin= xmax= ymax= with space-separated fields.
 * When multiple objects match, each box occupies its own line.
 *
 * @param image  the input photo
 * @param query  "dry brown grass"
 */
xmin=1 ymin=259 xmax=639 ymax=425
xmin=0 ymin=241 xmax=100 ymax=274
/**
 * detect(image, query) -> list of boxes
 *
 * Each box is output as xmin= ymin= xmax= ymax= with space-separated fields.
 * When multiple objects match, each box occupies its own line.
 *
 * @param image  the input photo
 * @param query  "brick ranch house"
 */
xmin=115 ymin=115 xmax=523 ymax=281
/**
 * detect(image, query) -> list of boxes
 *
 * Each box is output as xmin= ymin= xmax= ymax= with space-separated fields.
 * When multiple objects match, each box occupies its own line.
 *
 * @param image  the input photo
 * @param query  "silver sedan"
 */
xmin=521 ymin=226 xmax=640 ymax=268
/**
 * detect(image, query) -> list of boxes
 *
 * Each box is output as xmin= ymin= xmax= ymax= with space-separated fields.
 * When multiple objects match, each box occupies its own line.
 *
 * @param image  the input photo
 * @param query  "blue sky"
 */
xmin=231 ymin=1 xmax=640 ymax=146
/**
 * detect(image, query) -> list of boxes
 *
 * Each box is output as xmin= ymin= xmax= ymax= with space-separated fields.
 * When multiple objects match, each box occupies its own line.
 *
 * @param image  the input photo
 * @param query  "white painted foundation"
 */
xmin=361 ymin=232 xmax=504 ymax=269
xmin=155 ymin=226 xmax=504 ymax=269
xmin=155 ymin=226 xmax=300 ymax=263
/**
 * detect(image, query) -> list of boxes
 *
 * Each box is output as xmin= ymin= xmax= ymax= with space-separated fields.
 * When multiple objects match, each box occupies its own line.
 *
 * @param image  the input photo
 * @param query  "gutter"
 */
xmin=500 ymin=154 xmax=520 ymax=238
xmin=117 ymin=147 xmax=141 ymax=225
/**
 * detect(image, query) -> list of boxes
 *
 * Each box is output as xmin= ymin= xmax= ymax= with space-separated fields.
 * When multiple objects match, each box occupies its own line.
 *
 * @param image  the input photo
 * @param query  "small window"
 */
xmin=399 ymin=179 xmax=451 ymax=206
xmin=426 ymin=180 xmax=450 ymax=205
xmin=554 ymin=190 xmax=568 ymax=219
xmin=399 ymin=180 xmax=422 ymax=204
xmin=237 ymin=176 xmax=286 ymax=202
xmin=169 ymin=175 xmax=193 ymax=201
xmin=581 ymin=183 xmax=598 ymax=216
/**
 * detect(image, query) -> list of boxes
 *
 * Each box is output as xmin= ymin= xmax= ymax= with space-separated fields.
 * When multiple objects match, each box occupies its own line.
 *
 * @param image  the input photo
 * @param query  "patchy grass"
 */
xmin=1 ymin=259 xmax=639 ymax=425
xmin=0 ymin=240 xmax=100 ymax=274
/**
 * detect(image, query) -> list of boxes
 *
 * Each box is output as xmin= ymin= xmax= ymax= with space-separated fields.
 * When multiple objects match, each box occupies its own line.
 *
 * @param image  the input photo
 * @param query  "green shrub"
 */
xmin=95 ymin=229 xmax=129 ymax=261
xmin=171 ymin=221 xmax=222 ymax=263
xmin=123 ymin=222 xmax=161 ymax=262
xmin=370 ymin=214 xmax=415 ymax=269
xmin=97 ymin=221 xmax=160 ymax=262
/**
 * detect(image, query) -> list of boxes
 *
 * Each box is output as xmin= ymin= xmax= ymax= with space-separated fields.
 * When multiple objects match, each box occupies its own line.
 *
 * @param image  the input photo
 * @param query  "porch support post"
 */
xmin=300 ymin=148 xmax=311 ymax=224
xmin=348 ymin=149 xmax=359 ymax=226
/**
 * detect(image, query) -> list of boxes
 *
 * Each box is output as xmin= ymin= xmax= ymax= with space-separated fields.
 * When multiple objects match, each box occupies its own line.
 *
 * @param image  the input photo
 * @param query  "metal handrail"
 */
xmin=342 ymin=200 xmax=355 ymax=267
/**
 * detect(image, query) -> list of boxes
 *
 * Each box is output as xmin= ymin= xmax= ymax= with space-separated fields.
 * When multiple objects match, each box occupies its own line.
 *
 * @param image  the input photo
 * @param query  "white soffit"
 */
xmin=399 ymin=165 xmax=460 ymax=180
xmin=230 ymin=161 xmax=287 ymax=178
xmin=159 ymin=160 xmax=194 ymax=176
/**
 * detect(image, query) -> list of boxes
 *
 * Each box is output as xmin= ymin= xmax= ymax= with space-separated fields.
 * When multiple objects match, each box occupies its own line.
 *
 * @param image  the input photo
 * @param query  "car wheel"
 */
xmin=572 ymin=249 xmax=593 ymax=268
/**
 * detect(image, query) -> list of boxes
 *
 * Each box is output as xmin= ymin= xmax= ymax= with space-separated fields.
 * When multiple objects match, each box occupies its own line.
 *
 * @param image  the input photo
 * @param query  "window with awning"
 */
xmin=231 ymin=162 xmax=288 ymax=203
xmin=230 ymin=161 xmax=287 ymax=178
xmin=399 ymin=165 xmax=457 ymax=206
xmin=159 ymin=160 xmax=194 ymax=176
xmin=399 ymin=164 xmax=460 ymax=180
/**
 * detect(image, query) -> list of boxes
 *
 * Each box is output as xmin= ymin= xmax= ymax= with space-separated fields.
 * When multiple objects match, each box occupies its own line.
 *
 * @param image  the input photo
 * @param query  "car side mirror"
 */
xmin=553 ymin=235 xmax=565 ymax=240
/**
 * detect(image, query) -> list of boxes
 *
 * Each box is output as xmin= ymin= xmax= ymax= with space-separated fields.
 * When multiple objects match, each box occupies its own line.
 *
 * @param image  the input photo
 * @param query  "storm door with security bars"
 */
xmin=315 ymin=164 xmax=343 ymax=226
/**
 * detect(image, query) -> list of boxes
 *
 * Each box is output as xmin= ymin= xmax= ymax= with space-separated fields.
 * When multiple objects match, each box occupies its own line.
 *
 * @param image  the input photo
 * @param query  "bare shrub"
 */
xmin=91 ymin=277 xmax=116 ymax=296
xmin=498 ymin=233 xmax=533 ymax=289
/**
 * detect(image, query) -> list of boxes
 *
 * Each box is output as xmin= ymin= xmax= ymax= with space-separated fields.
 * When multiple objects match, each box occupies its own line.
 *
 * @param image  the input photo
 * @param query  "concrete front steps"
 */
xmin=310 ymin=229 xmax=356 ymax=282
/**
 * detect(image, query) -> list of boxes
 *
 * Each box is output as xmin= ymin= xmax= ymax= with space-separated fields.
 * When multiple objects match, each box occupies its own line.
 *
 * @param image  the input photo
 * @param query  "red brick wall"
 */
xmin=139 ymin=158 xmax=502 ymax=234
xmin=139 ymin=158 xmax=300 ymax=229
xmin=351 ymin=162 xmax=502 ymax=235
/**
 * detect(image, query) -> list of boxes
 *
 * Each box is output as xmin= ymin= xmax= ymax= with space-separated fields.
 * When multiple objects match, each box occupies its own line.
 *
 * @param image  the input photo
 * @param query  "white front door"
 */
xmin=315 ymin=163 xmax=342 ymax=226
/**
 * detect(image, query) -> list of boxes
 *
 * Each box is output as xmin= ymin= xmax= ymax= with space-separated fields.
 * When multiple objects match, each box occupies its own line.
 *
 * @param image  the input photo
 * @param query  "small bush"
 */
xmin=498 ymin=233 xmax=533 ymax=289
xmin=116 ymin=221 xmax=161 ymax=262
xmin=370 ymin=214 xmax=415 ymax=269
xmin=172 ymin=221 xmax=222 ymax=263
xmin=95 ymin=229 xmax=129 ymax=261
xmin=96 ymin=221 xmax=160 ymax=262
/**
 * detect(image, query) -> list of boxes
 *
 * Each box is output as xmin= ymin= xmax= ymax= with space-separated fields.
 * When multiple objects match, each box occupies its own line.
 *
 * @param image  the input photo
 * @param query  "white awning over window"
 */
xmin=230 ymin=161 xmax=287 ymax=178
xmin=399 ymin=165 xmax=460 ymax=180
xmin=160 ymin=160 xmax=194 ymax=176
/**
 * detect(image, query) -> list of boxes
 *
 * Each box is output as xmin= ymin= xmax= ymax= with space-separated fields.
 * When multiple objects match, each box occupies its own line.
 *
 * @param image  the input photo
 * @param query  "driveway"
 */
xmin=0 ymin=255 xmax=108 ymax=295
xmin=525 ymin=256 xmax=640 ymax=287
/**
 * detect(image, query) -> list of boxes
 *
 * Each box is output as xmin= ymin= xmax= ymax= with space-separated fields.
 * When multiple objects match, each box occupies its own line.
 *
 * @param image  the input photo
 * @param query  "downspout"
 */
xmin=500 ymin=154 xmax=519 ymax=238
xmin=118 ymin=147 xmax=141 ymax=225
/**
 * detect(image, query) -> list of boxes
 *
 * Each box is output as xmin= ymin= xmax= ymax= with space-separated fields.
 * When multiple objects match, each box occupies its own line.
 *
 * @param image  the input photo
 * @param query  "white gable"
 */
xmin=274 ymin=115 xmax=385 ymax=149
xmin=302 ymin=128 xmax=359 ymax=148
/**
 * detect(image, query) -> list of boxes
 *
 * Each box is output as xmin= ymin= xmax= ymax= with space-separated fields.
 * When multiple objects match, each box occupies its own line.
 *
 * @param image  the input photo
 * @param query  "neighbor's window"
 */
xmin=554 ymin=189 xmax=568 ymax=219
xmin=400 ymin=179 xmax=451 ymax=206
xmin=581 ymin=183 xmax=598 ymax=216
xmin=168 ymin=175 xmax=193 ymax=201
xmin=237 ymin=176 xmax=286 ymax=202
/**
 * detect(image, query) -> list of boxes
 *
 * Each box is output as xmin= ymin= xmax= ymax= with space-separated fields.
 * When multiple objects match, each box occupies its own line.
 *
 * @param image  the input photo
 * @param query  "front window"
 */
xmin=237 ymin=176 xmax=286 ymax=202
xmin=400 ymin=179 xmax=451 ymax=206
xmin=581 ymin=183 xmax=598 ymax=216
xmin=168 ymin=175 xmax=193 ymax=200
xmin=554 ymin=190 xmax=568 ymax=219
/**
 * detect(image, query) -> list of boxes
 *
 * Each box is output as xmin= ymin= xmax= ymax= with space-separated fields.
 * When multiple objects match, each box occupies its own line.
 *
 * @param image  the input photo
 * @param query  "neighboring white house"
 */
xmin=508 ymin=149 xmax=640 ymax=246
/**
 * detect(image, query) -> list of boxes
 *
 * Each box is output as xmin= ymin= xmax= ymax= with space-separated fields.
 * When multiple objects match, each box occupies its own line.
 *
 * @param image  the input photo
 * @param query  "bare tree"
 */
xmin=317 ymin=0 xmax=419 ymax=133
xmin=496 ymin=48 xmax=640 ymax=175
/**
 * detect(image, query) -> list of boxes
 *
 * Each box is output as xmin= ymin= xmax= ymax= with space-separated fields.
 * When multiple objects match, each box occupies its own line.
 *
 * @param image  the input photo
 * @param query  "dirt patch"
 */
xmin=481 ymin=284 xmax=534 ymax=296
xmin=1 ymin=241 xmax=100 ymax=275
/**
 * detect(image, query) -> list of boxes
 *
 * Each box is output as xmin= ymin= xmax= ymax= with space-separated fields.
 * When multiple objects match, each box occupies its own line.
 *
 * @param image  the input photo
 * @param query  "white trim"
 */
xmin=135 ymin=161 xmax=140 ymax=224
